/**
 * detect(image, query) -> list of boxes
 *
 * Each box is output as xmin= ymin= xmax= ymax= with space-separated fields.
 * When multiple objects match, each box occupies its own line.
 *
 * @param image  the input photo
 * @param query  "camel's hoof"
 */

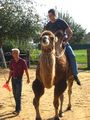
xmin=54 ymin=117 xmax=60 ymax=120
xmin=36 ymin=117 xmax=42 ymax=120
xmin=59 ymin=112 xmax=64 ymax=117
xmin=67 ymin=106 xmax=72 ymax=111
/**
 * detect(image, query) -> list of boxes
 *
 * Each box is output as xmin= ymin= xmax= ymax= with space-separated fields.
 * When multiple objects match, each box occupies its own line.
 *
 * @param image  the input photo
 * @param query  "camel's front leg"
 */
xmin=54 ymin=80 xmax=67 ymax=120
xmin=32 ymin=79 xmax=44 ymax=120
xmin=67 ymin=78 xmax=73 ymax=110
xmin=53 ymin=95 xmax=60 ymax=120
xmin=33 ymin=97 xmax=41 ymax=120
xmin=53 ymin=85 xmax=61 ymax=120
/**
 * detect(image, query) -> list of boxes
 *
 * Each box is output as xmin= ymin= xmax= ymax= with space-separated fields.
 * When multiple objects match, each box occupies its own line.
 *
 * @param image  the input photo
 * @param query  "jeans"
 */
xmin=65 ymin=43 xmax=78 ymax=76
xmin=12 ymin=77 xmax=22 ymax=112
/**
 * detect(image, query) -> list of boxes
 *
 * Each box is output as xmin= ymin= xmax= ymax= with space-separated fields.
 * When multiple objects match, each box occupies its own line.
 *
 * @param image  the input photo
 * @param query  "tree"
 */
xmin=0 ymin=0 xmax=42 ymax=67
xmin=58 ymin=12 xmax=86 ymax=44
xmin=85 ymin=32 xmax=90 ymax=44
xmin=0 ymin=0 xmax=42 ymax=47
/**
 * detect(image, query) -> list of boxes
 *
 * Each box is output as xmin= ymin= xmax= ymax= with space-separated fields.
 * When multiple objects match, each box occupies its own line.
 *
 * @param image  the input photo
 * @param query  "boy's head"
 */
xmin=48 ymin=9 xmax=56 ymax=21
xmin=11 ymin=48 xmax=20 ymax=59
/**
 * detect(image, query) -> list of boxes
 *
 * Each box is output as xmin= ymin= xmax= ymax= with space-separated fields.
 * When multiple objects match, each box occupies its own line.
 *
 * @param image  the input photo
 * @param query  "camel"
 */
xmin=32 ymin=30 xmax=74 ymax=120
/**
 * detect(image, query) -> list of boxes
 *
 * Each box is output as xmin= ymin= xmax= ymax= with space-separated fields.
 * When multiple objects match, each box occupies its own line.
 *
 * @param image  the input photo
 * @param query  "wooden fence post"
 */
xmin=87 ymin=49 xmax=90 ymax=70
xmin=0 ymin=47 xmax=7 ymax=68
xmin=26 ymin=50 xmax=30 ymax=68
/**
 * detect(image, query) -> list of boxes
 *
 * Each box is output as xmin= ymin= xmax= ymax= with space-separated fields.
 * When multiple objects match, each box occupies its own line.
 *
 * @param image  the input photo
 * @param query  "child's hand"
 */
xmin=6 ymin=80 xmax=9 ymax=84
xmin=62 ymin=41 xmax=67 ymax=48
xmin=27 ymin=78 xmax=30 ymax=84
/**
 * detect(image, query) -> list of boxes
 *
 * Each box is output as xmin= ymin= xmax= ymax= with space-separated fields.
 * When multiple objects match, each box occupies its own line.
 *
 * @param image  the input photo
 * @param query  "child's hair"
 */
xmin=48 ymin=9 xmax=56 ymax=16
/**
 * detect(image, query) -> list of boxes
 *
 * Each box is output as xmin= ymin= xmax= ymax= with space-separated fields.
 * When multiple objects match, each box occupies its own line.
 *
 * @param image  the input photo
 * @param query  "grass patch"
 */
xmin=74 ymin=49 xmax=87 ymax=69
xmin=74 ymin=50 xmax=87 ymax=64
xmin=30 ymin=49 xmax=41 ymax=62
xmin=30 ymin=49 xmax=87 ymax=69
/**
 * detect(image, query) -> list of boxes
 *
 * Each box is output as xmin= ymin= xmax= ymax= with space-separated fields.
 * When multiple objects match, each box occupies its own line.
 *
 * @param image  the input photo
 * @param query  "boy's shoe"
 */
xmin=74 ymin=76 xmax=81 ymax=86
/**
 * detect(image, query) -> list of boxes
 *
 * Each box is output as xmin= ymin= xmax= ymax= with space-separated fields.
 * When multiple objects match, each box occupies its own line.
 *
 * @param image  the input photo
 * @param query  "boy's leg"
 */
xmin=65 ymin=43 xmax=81 ymax=86
xmin=12 ymin=78 xmax=22 ymax=113
xmin=12 ymin=78 xmax=17 ymax=111
xmin=15 ymin=78 xmax=22 ymax=112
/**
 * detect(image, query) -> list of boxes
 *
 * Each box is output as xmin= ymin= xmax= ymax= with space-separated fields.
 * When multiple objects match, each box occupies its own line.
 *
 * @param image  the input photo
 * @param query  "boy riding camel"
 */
xmin=45 ymin=9 xmax=81 ymax=86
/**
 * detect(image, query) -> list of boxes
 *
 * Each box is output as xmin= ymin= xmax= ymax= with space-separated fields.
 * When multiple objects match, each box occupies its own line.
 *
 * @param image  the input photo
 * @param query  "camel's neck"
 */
xmin=40 ymin=49 xmax=56 ymax=88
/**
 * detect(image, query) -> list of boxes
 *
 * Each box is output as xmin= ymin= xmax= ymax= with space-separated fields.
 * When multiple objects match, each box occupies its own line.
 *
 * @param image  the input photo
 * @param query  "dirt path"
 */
xmin=0 ymin=69 xmax=90 ymax=120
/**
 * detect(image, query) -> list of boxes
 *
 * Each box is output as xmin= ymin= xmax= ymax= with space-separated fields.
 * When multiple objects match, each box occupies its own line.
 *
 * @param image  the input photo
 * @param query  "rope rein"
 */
xmin=54 ymin=41 xmax=66 ymax=58
xmin=55 ymin=47 xmax=66 ymax=58
xmin=41 ymin=45 xmax=66 ymax=58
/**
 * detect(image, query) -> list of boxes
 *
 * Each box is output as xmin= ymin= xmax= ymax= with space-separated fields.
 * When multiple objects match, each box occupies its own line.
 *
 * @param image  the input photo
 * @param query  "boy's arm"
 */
xmin=25 ymin=69 xmax=30 ymax=84
xmin=62 ymin=27 xmax=73 ymax=47
xmin=6 ymin=70 xmax=12 ymax=84
xmin=65 ymin=27 xmax=73 ymax=41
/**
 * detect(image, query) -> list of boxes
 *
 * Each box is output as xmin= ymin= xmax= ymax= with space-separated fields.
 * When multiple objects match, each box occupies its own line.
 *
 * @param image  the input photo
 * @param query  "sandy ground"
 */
xmin=0 ymin=69 xmax=90 ymax=120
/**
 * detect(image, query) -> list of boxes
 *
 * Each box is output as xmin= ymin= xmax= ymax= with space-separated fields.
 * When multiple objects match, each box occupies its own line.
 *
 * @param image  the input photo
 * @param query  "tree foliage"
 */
xmin=0 ymin=0 xmax=42 ymax=47
xmin=58 ymin=12 xmax=86 ymax=44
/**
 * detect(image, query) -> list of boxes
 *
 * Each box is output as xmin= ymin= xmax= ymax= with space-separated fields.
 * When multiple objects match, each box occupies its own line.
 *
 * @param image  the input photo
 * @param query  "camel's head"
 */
xmin=40 ymin=31 xmax=58 ymax=51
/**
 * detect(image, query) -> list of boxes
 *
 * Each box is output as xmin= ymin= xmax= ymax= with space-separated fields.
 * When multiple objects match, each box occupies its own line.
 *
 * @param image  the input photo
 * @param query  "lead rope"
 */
xmin=54 ymin=41 xmax=66 ymax=58
xmin=2 ymin=69 xmax=14 ymax=108
xmin=55 ymin=47 xmax=66 ymax=58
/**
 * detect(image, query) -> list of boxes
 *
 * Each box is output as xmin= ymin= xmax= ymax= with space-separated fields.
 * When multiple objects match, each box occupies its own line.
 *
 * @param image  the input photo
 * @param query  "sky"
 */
xmin=35 ymin=0 xmax=90 ymax=33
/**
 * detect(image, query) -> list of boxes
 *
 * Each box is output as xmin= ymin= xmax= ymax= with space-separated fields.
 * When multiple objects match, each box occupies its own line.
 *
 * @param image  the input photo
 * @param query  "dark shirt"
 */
xmin=45 ymin=19 xmax=69 ymax=34
xmin=9 ymin=57 xmax=28 ymax=77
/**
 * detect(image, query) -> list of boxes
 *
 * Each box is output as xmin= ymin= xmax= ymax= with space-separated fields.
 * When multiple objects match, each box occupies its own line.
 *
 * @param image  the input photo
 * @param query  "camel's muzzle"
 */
xmin=41 ymin=35 xmax=50 ymax=47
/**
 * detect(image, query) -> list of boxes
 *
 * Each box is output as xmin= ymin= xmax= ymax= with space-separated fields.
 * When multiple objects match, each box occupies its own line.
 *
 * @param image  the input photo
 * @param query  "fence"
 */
xmin=0 ymin=44 xmax=90 ymax=69
xmin=71 ymin=44 xmax=90 ymax=69
xmin=30 ymin=44 xmax=90 ymax=69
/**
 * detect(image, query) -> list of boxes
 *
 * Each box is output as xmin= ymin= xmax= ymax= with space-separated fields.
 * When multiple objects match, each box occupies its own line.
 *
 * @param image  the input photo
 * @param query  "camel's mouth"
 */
xmin=41 ymin=35 xmax=50 ymax=47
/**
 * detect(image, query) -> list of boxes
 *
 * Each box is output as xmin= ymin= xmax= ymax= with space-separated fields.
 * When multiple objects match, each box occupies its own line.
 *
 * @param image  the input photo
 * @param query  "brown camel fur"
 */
xmin=32 ymin=30 xmax=74 ymax=120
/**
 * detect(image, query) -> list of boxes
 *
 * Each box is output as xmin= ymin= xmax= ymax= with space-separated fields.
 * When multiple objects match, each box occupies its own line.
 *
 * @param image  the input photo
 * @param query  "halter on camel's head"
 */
xmin=40 ymin=30 xmax=65 ymax=57
xmin=39 ymin=30 xmax=65 ymax=88
xmin=40 ymin=30 xmax=58 ymax=53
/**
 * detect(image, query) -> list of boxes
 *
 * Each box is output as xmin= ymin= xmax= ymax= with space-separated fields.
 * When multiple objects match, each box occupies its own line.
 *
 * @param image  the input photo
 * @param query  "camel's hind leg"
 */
xmin=67 ymin=77 xmax=73 ymax=110
xmin=32 ymin=79 xmax=44 ymax=120
xmin=54 ymin=80 xmax=67 ymax=120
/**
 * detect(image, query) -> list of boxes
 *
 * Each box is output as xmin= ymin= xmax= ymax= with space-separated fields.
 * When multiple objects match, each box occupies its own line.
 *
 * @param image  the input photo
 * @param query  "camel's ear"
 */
xmin=55 ymin=37 xmax=58 ymax=42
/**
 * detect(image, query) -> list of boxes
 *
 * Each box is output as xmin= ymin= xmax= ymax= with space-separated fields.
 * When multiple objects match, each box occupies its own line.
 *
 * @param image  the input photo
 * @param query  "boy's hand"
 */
xmin=6 ymin=80 xmax=9 ymax=84
xmin=27 ymin=78 xmax=30 ymax=84
xmin=62 ymin=41 xmax=67 ymax=48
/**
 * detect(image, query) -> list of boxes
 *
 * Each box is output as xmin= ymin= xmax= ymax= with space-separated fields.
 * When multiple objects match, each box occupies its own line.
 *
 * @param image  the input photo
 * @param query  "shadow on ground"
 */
xmin=0 ymin=112 xmax=18 ymax=120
